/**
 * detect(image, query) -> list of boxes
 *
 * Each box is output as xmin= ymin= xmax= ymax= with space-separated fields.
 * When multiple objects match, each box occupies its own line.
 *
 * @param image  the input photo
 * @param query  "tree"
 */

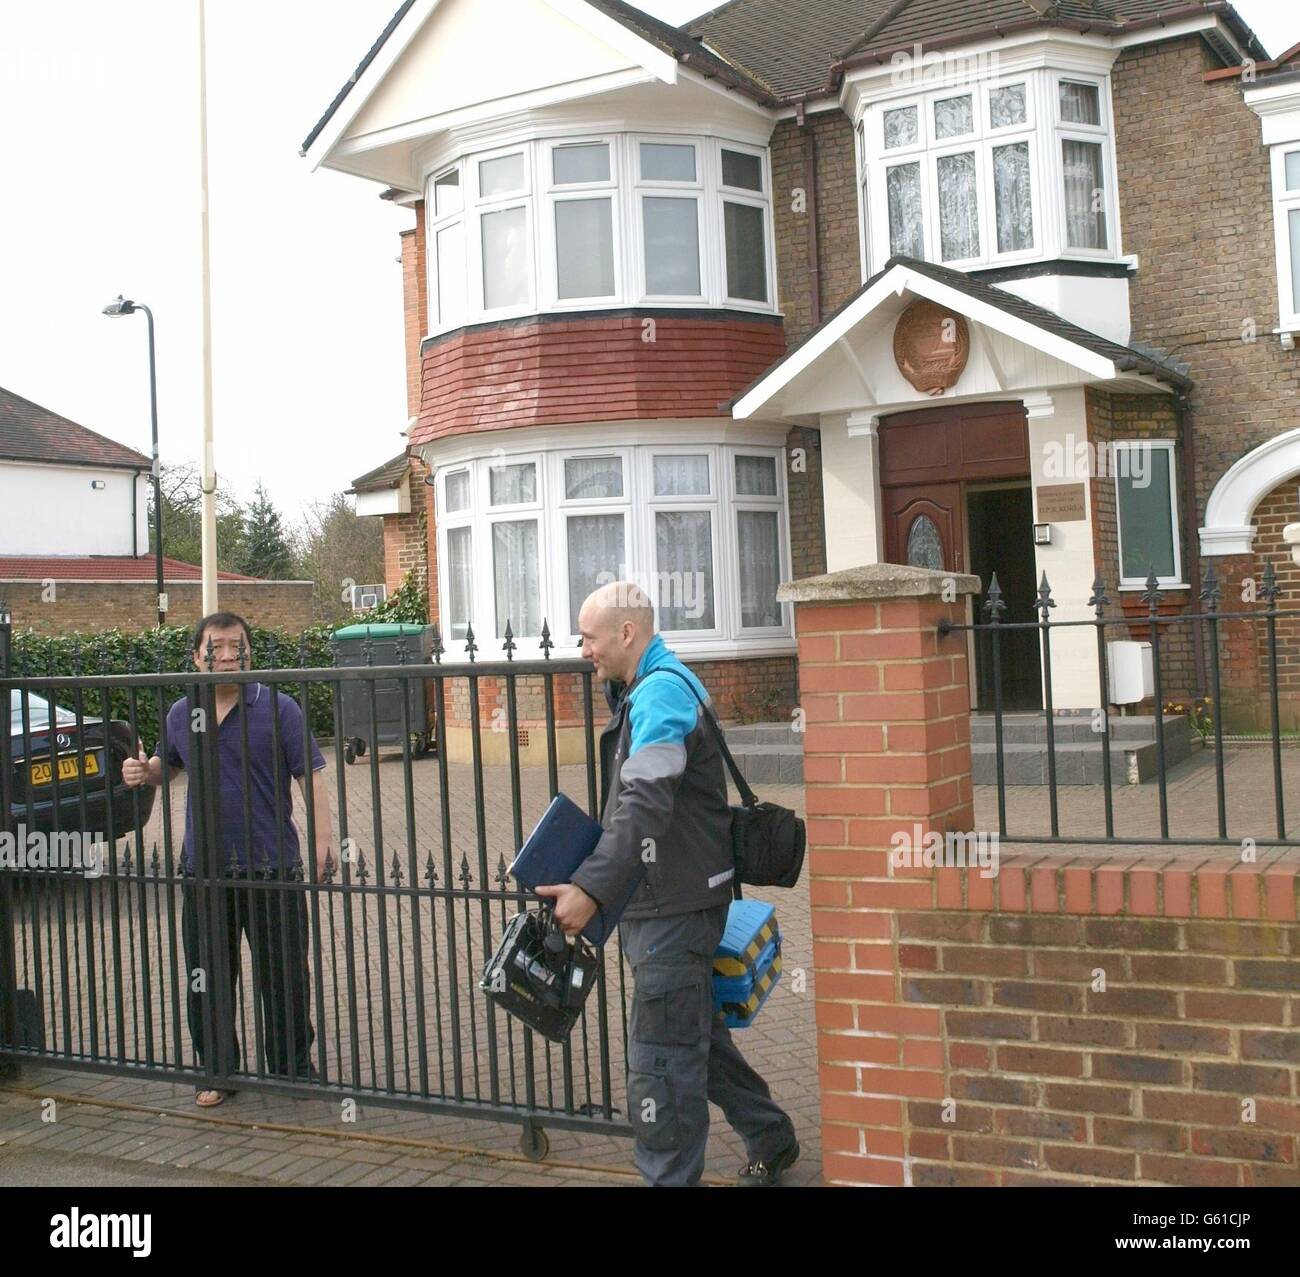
xmin=293 ymin=492 xmax=385 ymax=625
xmin=236 ymin=481 xmax=295 ymax=580
xmin=149 ymin=462 xmax=247 ymax=574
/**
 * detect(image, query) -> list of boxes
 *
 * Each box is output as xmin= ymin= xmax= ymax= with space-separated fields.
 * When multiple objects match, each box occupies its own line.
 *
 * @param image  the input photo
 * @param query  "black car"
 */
xmin=8 ymin=689 xmax=155 ymax=840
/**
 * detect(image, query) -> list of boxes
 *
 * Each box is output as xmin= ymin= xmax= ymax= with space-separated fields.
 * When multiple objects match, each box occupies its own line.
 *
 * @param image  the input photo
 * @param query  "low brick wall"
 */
xmin=434 ymin=654 xmax=798 ymax=764
xmin=2 ymin=580 xmax=316 ymax=637
xmin=781 ymin=562 xmax=1300 ymax=1188
xmin=888 ymin=878 xmax=1299 ymax=1188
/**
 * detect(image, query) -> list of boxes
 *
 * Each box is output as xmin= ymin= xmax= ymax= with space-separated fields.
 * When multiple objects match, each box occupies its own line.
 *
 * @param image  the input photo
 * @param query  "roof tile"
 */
xmin=0 ymin=386 xmax=151 ymax=471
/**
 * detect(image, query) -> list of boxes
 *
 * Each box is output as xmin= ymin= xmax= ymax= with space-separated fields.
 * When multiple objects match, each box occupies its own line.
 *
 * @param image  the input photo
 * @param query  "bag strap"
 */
xmin=652 ymin=668 xmax=759 ymax=809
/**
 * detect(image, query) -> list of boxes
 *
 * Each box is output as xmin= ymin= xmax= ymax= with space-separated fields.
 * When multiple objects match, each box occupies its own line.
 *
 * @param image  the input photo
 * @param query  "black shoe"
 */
xmin=738 ymin=1139 xmax=799 ymax=1186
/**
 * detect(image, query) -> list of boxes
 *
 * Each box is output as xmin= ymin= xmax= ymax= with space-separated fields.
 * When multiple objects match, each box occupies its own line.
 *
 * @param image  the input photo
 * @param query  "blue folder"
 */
xmin=509 ymin=793 xmax=638 ymax=946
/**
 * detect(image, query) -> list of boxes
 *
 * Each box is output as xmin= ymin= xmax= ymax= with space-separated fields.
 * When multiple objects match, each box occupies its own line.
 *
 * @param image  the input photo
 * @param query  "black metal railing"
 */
xmin=0 ymin=613 xmax=628 ymax=1156
xmin=938 ymin=562 xmax=1300 ymax=848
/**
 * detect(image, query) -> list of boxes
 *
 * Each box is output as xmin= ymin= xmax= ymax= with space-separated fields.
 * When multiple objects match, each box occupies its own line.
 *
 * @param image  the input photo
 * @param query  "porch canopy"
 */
xmin=730 ymin=255 xmax=1190 ymax=574
xmin=729 ymin=256 xmax=1191 ymax=714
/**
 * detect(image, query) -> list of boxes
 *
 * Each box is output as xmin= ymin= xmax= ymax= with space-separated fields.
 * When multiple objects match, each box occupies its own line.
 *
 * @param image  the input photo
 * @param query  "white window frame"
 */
xmin=1112 ymin=440 xmax=1183 ymax=589
xmin=427 ymin=161 xmax=466 ymax=331
xmin=928 ymin=137 xmax=987 ymax=268
xmin=483 ymin=453 xmax=545 ymax=640
xmin=634 ymin=136 xmax=707 ymax=303
xmin=1268 ymin=144 xmax=1300 ymax=330
xmin=469 ymin=142 xmax=535 ymax=319
xmin=1053 ymin=72 xmax=1115 ymax=259
xmin=437 ymin=467 xmax=474 ymax=641
xmin=641 ymin=446 xmax=724 ymax=640
xmin=541 ymin=136 xmax=621 ymax=307
xmin=552 ymin=448 xmax=633 ymax=640
xmin=728 ymin=449 xmax=790 ymax=635
xmin=715 ymin=139 xmax=776 ymax=310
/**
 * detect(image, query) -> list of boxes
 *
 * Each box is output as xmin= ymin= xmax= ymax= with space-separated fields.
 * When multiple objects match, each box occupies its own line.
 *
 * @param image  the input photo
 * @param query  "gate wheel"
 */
xmin=519 ymin=1124 xmax=549 ymax=1162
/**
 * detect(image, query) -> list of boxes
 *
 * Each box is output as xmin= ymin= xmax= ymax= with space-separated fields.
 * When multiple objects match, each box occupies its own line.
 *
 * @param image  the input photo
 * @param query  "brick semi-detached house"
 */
xmin=307 ymin=0 xmax=1300 ymax=758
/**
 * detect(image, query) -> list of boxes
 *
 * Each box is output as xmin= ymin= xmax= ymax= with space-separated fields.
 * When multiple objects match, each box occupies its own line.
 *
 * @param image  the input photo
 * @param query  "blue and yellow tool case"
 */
xmin=712 ymin=899 xmax=782 ymax=1029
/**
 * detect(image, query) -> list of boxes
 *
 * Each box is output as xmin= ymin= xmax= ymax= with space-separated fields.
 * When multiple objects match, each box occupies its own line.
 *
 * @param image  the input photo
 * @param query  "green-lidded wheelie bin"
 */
xmin=330 ymin=622 xmax=435 ymax=764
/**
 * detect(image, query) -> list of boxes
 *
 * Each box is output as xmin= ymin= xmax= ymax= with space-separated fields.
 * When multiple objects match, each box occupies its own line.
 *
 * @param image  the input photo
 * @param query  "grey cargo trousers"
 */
xmin=620 ymin=903 xmax=795 ymax=1187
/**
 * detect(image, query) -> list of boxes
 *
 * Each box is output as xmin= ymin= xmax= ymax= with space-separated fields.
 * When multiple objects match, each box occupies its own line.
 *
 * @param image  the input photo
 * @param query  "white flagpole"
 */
xmin=198 ymin=0 xmax=218 ymax=615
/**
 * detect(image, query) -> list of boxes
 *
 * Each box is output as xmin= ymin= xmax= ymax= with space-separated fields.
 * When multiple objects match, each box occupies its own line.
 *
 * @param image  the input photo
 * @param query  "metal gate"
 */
xmin=0 ymin=614 xmax=630 ymax=1160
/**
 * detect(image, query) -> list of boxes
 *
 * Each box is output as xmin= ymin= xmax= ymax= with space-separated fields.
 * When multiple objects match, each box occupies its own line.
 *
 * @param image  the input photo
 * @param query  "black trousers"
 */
xmin=181 ymin=876 xmax=315 ymax=1078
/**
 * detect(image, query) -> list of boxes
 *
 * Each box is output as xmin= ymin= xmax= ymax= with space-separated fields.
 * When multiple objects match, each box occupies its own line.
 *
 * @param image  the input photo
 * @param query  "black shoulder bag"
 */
xmin=657 ymin=669 xmax=806 ymax=892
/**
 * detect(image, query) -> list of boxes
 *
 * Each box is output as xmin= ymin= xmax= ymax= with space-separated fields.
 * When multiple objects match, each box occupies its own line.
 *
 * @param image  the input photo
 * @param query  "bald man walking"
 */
xmin=537 ymin=582 xmax=797 ymax=1187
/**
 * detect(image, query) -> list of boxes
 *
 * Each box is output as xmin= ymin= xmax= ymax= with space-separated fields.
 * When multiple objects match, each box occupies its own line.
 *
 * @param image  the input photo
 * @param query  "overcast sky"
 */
xmin=0 ymin=1 xmax=1292 ymax=527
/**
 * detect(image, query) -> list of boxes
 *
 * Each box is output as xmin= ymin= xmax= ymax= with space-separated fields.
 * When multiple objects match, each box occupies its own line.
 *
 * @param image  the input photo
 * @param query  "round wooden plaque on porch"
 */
xmin=892 ymin=299 xmax=970 ymax=395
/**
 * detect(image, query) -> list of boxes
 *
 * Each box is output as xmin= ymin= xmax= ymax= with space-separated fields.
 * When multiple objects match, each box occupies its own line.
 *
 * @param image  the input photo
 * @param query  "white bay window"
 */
xmin=425 ymin=134 xmax=775 ymax=333
xmin=861 ymin=68 xmax=1122 ymax=271
xmin=433 ymin=442 xmax=792 ymax=655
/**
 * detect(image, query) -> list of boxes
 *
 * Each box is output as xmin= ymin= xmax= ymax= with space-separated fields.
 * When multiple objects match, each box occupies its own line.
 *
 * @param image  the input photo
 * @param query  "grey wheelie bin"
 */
xmin=330 ymin=622 xmax=435 ymax=763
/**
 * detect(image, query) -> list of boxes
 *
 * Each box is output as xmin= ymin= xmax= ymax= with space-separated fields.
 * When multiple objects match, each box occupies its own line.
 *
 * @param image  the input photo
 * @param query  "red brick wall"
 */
xmin=400 ymin=209 xmax=428 ymax=420
xmin=3 ymin=580 xmax=316 ymax=637
xmin=436 ymin=654 xmax=798 ymax=730
xmin=380 ymin=456 xmax=431 ymax=607
xmin=770 ymin=111 xmax=862 ymax=350
xmin=893 ymin=901 xmax=1300 ymax=1187
xmin=410 ymin=313 xmax=786 ymax=447
xmin=786 ymin=425 xmax=827 ymax=582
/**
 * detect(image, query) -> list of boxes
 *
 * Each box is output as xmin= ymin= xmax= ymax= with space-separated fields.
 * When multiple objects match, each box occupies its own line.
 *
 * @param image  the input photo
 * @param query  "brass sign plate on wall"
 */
xmin=1035 ymin=483 xmax=1087 ymax=523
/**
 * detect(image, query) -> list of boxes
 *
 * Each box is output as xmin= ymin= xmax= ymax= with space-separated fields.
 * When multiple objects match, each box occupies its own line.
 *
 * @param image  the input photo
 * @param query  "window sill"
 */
xmin=1117 ymin=582 xmax=1190 ymax=592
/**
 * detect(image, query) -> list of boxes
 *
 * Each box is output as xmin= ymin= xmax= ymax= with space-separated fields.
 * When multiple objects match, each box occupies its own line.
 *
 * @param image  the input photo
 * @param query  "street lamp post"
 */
xmin=103 ymin=296 xmax=167 ymax=628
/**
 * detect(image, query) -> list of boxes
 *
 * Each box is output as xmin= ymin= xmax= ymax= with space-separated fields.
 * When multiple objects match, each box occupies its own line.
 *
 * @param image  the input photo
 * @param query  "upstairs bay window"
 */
xmin=859 ymin=69 xmax=1118 ymax=272
xmin=1057 ymin=79 xmax=1109 ymax=253
xmin=425 ymin=134 xmax=775 ymax=333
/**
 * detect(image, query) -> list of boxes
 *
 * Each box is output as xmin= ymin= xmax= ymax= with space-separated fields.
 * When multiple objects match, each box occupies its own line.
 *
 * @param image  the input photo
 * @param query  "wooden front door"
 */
xmin=883 ymin=483 xmax=965 ymax=574
xmin=879 ymin=401 xmax=1031 ymax=576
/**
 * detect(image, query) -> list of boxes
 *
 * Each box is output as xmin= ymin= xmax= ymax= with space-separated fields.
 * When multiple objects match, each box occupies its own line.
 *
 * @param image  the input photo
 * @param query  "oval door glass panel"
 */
xmin=906 ymin=514 xmax=944 ymax=570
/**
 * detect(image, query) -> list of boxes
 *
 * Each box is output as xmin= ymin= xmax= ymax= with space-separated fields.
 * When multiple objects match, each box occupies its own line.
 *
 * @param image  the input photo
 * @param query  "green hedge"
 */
xmin=9 ymin=624 xmax=338 ymax=752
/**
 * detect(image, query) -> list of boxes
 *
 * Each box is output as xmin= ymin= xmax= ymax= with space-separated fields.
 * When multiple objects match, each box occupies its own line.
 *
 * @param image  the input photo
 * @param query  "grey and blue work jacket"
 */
xmin=571 ymin=634 xmax=735 ymax=923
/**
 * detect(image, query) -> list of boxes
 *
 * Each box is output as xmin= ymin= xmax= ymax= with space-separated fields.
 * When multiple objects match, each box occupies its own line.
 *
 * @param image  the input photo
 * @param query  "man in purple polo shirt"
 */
xmin=124 ymin=611 xmax=331 ymax=1107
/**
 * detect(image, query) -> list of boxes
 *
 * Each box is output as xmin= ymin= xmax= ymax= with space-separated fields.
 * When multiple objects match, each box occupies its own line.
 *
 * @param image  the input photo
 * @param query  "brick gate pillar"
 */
xmin=777 ymin=563 xmax=980 ymax=1186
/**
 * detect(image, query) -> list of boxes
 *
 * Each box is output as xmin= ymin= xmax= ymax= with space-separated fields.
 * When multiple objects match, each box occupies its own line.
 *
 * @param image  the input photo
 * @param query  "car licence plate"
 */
xmin=29 ymin=754 xmax=100 ymax=786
